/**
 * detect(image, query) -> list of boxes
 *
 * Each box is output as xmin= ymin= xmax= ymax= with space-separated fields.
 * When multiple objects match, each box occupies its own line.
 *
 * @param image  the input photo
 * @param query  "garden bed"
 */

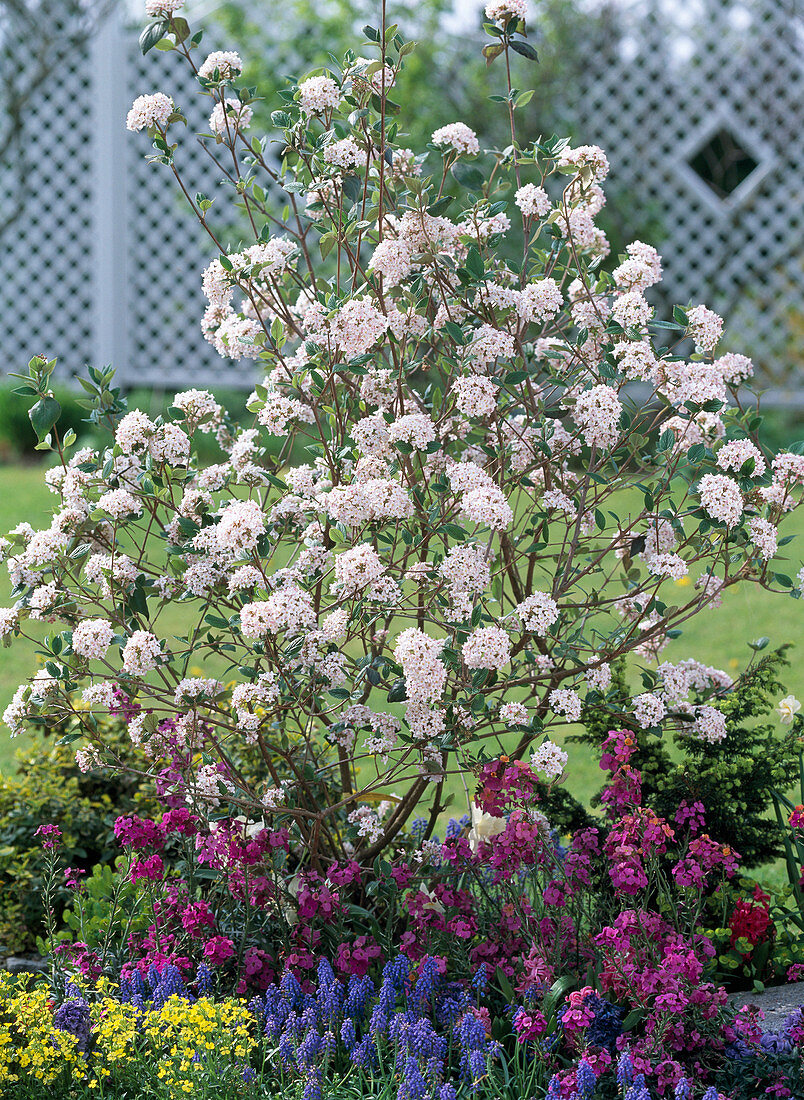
xmin=2 ymin=0 xmax=804 ymax=1097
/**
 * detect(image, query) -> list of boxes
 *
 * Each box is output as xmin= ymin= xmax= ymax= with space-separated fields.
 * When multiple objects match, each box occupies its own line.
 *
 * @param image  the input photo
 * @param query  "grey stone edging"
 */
xmin=728 ymin=981 xmax=804 ymax=1031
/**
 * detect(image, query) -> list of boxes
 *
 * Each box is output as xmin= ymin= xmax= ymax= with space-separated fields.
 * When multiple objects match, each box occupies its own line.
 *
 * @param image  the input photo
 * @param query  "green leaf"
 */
xmin=483 ymin=42 xmax=505 ymax=65
xmin=465 ymin=246 xmax=485 ymax=279
xmin=542 ymin=975 xmax=574 ymax=1016
xmin=495 ymin=967 xmax=516 ymax=1003
xmin=139 ymin=20 xmax=168 ymax=55
xmin=451 ymin=162 xmax=485 ymax=192
xmin=442 ymin=320 xmax=466 ymax=344
xmin=427 ymin=196 xmax=453 ymax=216
xmin=171 ymin=17 xmax=191 ymax=43
xmin=440 ymin=524 xmax=467 ymax=540
xmin=387 ymin=678 xmax=408 ymax=703
xmin=657 ymin=428 xmax=674 ymax=451
xmin=204 ymin=615 xmax=230 ymax=629
xmin=510 ymin=40 xmax=539 ymax=61
xmin=621 ymin=1007 xmax=647 ymax=1031
xmin=28 ymin=395 xmax=61 ymax=442
xmin=57 ymin=732 xmax=83 ymax=746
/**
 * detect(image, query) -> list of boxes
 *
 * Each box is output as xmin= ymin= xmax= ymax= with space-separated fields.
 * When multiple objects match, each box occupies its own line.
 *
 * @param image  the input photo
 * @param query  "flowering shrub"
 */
xmin=4 ymin=0 xmax=804 ymax=887
xmin=4 ymin=1 xmax=804 ymax=1094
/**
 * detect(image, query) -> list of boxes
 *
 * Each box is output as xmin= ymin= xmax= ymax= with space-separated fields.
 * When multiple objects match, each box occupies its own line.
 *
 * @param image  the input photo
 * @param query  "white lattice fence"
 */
xmin=1 ymin=0 xmax=803 ymax=400
xmin=0 ymin=4 xmax=253 ymax=391
xmin=564 ymin=0 xmax=804 ymax=405
xmin=0 ymin=7 xmax=96 ymax=380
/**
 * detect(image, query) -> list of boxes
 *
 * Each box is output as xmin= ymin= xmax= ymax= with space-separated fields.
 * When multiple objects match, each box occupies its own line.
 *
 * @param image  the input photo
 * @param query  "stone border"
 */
xmin=728 ymin=981 xmax=804 ymax=1031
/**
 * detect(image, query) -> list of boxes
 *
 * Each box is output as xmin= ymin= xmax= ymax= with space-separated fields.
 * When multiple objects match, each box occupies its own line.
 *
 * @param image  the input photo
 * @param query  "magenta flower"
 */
xmin=203 ymin=936 xmax=235 ymax=965
xmin=35 ymin=823 xmax=62 ymax=850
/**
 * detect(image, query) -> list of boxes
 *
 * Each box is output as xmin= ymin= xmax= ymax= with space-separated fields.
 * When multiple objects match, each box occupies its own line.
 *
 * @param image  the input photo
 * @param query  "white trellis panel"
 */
xmin=0 ymin=4 xmax=254 ymax=391
xmin=563 ymin=0 xmax=804 ymax=406
xmin=1 ymin=0 xmax=803 ymax=401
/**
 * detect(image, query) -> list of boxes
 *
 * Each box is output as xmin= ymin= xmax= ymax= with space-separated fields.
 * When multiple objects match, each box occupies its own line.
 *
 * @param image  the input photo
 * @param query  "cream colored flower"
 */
xmin=468 ymin=803 xmax=507 ymax=852
xmin=777 ymin=695 xmax=801 ymax=724
xmin=418 ymin=884 xmax=445 ymax=914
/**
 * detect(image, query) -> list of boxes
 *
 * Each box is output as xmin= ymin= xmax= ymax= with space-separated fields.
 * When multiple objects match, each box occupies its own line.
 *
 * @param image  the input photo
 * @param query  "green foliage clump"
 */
xmin=0 ymin=717 xmax=157 ymax=954
xmin=575 ymin=649 xmax=801 ymax=868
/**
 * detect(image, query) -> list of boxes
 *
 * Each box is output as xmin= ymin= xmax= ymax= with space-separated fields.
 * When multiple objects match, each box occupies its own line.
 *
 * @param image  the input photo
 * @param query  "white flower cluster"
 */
xmin=298 ymin=75 xmax=341 ymax=113
xmin=121 ymin=631 xmax=163 ymax=676
xmin=240 ymin=585 xmax=316 ymax=638
xmin=209 ymin=99 xmax=253 ymax=137
xmin=462 ymin=626 xmax=511 ymax=670
xmin=514 ymin=183 xmax=550 ymax=218
xmin=531 ymin=739 xmax=567 ymax=780
xmin=515 ymin=592 xmax=560 ymax=635
xmin=485 ymin=0 xmax=528 ymax=25
xmin=394 ymin=628 xmax=446 ymax=707
xmin=72 ymin=619 xmax=115 ymax=660
xmin=448 ymin=462 xmax=513 ymax=532
xmin=453 ymin=375 xmax=497 ymax=419
xmin=697 ymin=473 xmax=743 ymax=528
xmin=126 ymin=93 xmax=173 ymax=132
xmin=572 ymin=385 xmax=622 ymax=449
xmin=499 ymin=701 xmax=528 ymax=726
xmin=549 ymin=689 xmax=581 ymax=722
xmin=198 ymin=51 xmax=243 ymax=80
xmin=431 ymin=123 xmax=479 ymax=156
xmin=347 ymin=805 xmax=384 ymax=843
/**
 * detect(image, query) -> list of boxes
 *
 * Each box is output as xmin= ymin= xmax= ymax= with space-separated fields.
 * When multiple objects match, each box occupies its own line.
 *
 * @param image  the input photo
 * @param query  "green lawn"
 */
xmin=0 ymin=462 xmax=802 ymax=808
xmin=0 ymin=465 xmax=54 ymax=769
